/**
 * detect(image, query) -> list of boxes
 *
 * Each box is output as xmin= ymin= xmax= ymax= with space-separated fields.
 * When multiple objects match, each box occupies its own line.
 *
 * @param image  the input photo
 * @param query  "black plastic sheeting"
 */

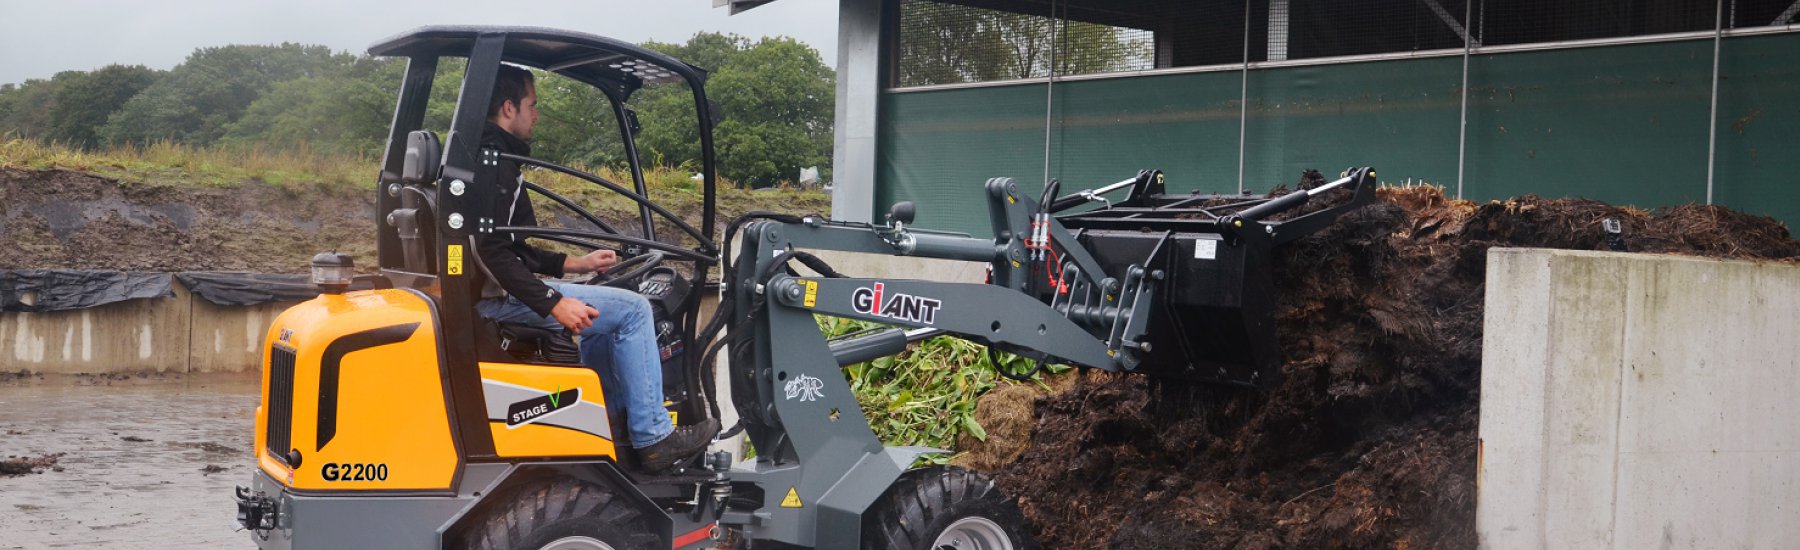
xmin=0 ymin=270 xmax=175 ymax=312
xmin=0 ymin=271 xmax=321 ymax=312
xmin=176 ymin=272 xmax=320 ymax=307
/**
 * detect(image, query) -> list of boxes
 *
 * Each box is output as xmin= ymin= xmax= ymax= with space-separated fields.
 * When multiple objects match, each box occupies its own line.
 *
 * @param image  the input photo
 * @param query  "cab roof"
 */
xmin=367 ymin=25 xmax=706 ymax=99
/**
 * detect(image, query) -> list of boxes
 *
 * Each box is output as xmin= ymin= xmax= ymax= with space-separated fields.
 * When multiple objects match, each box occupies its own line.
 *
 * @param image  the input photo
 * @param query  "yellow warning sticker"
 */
xmin=781 ymin=487 xmax=803 ymax=508
xmin=446 ymin=245 xmax=464 ymax=275
xmin=802 ymin=280 xmax=818 ymax=308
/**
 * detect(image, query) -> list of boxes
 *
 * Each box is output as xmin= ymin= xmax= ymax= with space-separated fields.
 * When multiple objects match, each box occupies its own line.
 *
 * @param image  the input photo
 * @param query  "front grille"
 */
xmin=266 ymin=345 xmax=297 ymax=465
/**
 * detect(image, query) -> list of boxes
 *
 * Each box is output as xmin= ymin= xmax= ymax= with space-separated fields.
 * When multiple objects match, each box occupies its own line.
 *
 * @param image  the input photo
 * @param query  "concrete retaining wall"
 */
xmin=1478 ymin=248 xmax=1800 ymax=549
xmin=0 ymin=252 xmax=980 ymax=375
xmin=807 ymin=249 xmax=985 ymax=283
xmin=0 ymin=283 xmax=293 ymax=374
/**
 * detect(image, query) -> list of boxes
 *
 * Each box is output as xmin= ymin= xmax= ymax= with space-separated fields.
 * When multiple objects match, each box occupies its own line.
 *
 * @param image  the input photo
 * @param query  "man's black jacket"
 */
xmin=475 ymin=122 xmax=567 ymax=317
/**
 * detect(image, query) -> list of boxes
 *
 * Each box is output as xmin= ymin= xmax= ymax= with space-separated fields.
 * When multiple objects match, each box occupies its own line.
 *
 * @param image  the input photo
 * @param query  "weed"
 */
xmin=819 ymin=316 xmax=1066 ymax=465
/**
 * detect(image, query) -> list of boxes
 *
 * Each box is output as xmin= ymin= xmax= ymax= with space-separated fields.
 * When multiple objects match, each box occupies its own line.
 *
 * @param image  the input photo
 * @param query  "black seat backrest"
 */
xmin=401 ymin=130 xmax=442 ymax=184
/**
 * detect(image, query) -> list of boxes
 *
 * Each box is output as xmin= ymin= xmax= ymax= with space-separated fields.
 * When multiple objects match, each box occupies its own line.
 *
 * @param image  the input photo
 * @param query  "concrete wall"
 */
xmin=0 ymin=283 xmax=293 ymax=374
xmin=1478 ymin=248 xmax=1800 ymax=549
xmin=808 ymin=249 xmax=986 ymax=284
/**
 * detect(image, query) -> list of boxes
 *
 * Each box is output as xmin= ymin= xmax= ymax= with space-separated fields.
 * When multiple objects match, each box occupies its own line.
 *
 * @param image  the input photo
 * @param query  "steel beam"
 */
xmin=1421 ymin=0 xmax=1476 ymax=45
xmin=1776 ymin=0 xmax=1800 ymax=25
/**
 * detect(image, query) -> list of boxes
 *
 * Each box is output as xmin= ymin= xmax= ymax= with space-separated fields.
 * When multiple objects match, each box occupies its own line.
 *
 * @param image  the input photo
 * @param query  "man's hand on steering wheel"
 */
xmin=582 ymin=250 xmax=666 ymax=287
xmin=565 ymin=249 xmax=619 ymax=274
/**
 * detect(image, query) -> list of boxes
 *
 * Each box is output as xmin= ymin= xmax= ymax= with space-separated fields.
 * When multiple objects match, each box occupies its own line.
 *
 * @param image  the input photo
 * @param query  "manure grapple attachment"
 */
xmin=1040 ymin=167 xmax=1378 ymax=387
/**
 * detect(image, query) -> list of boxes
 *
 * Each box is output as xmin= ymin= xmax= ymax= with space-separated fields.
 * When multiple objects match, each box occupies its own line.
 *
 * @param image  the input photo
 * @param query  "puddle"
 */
xmin=0 ymin=373 xmax=259 ymax=548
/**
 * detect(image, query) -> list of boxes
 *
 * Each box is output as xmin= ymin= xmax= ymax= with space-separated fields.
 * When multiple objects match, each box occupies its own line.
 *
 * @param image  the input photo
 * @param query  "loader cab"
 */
xmin=367 ymin=26 xmax=721 ymax=461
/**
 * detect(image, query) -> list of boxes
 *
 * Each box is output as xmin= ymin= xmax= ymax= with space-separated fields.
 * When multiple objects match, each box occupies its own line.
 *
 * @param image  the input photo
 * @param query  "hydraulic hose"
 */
xmin=700 ymin=211 xmax=829 ymax=439
xmin=987 ymin=346 xmax=1050 ymax=382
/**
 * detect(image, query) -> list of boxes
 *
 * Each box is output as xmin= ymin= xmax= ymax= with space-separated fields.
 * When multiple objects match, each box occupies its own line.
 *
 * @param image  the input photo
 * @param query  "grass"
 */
xmin=0 ymin=138 xmax=371 ymax=190
xmin=0 ymin=138 xmax=829 ymax=223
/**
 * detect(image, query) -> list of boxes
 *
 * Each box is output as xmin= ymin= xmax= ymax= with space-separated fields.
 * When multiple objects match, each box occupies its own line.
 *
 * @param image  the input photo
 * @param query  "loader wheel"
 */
xmin=452 ymin=477 xmax=659 ymax=550
xmin=861 ymin=466 xmax=1038 ymax=550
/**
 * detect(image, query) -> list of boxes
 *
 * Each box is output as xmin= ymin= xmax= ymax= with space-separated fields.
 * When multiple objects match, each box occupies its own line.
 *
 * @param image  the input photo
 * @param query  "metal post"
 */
xmin=1042 ymin=0 xmax=1059 ymax=188
xmin=1706 ymin=0 xmax=1724 ymax=205
xmin=830 ymin=0 xmax=885 ymax=223
xmin=1237 ymin=0 xmax=1252 ymax=194
xmin=1457 ymin=0 xmax=1474 ymax=199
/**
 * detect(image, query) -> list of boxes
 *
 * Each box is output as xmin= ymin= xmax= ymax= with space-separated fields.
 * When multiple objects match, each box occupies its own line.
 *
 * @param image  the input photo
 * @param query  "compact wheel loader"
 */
xmin=234 ymin=25 xmax=1377 ymax=550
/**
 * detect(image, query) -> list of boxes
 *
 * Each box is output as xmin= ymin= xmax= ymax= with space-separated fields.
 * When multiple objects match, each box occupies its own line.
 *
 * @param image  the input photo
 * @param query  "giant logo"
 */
xmin=850 ymin=282 xmax=943 ymax=325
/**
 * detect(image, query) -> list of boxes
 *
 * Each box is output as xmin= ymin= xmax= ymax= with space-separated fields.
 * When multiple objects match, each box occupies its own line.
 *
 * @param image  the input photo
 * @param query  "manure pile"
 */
xmin=959 ymin=178 xmax=1799 ymax=548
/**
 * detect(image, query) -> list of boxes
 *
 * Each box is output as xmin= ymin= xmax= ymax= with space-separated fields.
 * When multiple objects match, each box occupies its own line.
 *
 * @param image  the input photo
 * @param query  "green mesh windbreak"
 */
xmin=879 ymin=33 xmax=1800 ymax=235
xmin=1241 ymin=56 xmax=1465 ymax=193
xmin=1713 ymin=32 xmax=1800 ymax=226
xmin=1462 ymin=40 xmax=1714 ymax=207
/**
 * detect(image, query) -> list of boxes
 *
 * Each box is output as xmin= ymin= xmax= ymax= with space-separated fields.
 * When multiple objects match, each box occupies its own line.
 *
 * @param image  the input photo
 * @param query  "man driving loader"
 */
xmin=474 ymin=64 xmax=718 ymax=472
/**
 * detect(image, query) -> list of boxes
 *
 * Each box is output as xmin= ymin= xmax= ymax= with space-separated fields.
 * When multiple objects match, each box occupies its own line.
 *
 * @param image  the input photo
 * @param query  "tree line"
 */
xmin=0 ymin=33 xmax=835 ymax=188
xmin=897 ymin=1 xmax=1151 ymax=87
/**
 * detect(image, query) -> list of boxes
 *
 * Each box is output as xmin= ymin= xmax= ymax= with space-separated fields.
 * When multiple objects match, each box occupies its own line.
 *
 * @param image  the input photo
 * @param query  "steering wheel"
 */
xmin=585 ymin=251 xmax=666 ymax=289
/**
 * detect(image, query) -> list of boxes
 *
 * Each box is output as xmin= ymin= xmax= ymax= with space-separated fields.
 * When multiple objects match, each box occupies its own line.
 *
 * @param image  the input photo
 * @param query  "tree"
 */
xmin=0 ymin=74 xmax=76 ymax=141
xmin=43 ymin=65 xmax=161 ymax=149
xmin=897 ymin=3 xmax=1151 ymax=87
xmin=532 ymin=72 xmax=626 ymax=169
xmin=704 ymin=37 xmax=835 ymax=187
xmin=100 ymin=43 xmax=356 ymax=146
xmin=630 ymin=33 xmax=835 ymax=187
xmin=222 ymin=57 xmax=400 ymax=155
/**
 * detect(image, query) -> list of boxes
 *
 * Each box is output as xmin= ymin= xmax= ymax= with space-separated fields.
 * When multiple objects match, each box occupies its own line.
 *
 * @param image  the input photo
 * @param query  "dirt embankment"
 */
xmin=1 ymin=168 xmax=375 ymax=272
xmin=0 ymin=167 xmax=829 ymax=272
xmin=959 ymin=179 xmax=1799 ymax=548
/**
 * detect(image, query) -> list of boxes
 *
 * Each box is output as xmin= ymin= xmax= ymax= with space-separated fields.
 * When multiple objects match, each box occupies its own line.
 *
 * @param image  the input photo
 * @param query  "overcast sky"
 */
xmin=0 ymin=0 xmax=839 ymax=86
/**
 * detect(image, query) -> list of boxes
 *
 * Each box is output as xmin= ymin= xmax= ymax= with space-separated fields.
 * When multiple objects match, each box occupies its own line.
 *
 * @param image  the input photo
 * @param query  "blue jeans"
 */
xmin=477 ymin=282 xmax=671 ymax=448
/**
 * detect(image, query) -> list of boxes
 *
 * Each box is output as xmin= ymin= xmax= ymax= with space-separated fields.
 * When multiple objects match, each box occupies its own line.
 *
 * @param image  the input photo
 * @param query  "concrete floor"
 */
xmin=0 ymin=373 xmax=259 ymax=549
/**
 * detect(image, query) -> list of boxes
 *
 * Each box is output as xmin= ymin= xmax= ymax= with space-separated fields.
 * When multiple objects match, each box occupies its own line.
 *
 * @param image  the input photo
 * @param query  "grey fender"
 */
xmin=815 ymin=446 xmax=946 ymax=546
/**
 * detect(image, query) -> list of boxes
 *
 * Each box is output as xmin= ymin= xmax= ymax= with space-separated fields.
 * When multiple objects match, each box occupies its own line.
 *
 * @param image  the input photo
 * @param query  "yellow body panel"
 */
xmin=255 ymin=289 xmax=459 ymax=491
xmin=481 ymin=362 xmax=618 ymax=459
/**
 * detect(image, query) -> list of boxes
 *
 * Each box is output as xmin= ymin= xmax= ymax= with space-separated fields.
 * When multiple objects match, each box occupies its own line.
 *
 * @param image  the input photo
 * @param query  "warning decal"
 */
xmin=781 ymin=487 xmax=803 ymax=508
xmin=447 ymin=245 xmax=464 ymax=275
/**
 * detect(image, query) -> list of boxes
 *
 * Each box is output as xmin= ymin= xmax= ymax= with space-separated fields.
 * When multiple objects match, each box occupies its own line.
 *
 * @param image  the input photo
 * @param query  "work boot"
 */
xmin=637 ymin=417 xmax=720 ymax=473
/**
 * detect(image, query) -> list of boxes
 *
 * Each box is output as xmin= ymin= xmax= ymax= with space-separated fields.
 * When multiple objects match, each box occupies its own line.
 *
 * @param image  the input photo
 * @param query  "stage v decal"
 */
xmin=481 ymin=380 xmax=613 ymax=439
xmin=506 ymin=387 xmax=581 ymax=429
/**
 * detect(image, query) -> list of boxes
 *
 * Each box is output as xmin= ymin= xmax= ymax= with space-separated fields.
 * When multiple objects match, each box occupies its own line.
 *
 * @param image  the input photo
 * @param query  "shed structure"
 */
xmin=727 ymin=0 xmax=1800 ymax=233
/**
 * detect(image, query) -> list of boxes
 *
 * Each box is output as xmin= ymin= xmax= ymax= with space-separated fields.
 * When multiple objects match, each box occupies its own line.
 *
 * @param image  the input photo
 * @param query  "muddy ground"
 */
xmin=0 ymin=373 xmax=259 ymax=549
xmin=957 ymin=178 xmax=1800 ymax=548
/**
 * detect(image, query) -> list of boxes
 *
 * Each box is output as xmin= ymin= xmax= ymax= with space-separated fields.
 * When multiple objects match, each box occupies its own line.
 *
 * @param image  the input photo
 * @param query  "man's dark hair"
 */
xmin=488 ymin=65 xmax=536 ymax=119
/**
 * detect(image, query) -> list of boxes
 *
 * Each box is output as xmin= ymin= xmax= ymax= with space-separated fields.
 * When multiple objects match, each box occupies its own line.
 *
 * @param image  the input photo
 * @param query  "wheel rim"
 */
xmin=539 ymin=536 xmax=615 ymax=550
xmin=931 ymin=516 xmax=1013 ymax=550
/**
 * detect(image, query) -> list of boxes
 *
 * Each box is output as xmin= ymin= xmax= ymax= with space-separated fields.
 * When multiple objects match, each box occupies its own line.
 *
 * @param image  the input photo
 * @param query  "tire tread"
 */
xmin=860 ymin=466 xmax=1038 ymax=550
xmin=451 ymin=476 xmax=659 ymax=550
